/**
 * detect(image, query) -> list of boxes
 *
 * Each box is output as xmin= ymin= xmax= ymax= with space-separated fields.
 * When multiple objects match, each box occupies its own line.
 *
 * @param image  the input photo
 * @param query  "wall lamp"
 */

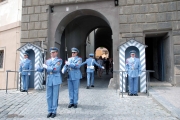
xmin=114 ymin=0 xmax=118 ymax=6
xmin=51 ymin=6 xmax=54 ymax=13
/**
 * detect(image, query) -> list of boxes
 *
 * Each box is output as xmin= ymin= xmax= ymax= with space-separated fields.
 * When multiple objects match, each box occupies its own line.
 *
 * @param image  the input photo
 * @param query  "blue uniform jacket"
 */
xmin=126 ymin=57 xmax=141 ymax=77
xmin=19 ymin=59 xmax=32 ymax=75
xmin=62 ymin=56 xmax=82 ymax=80
xmin=37 ymin=57 xmax=62 ymax=86
xmin=81 ymin=58 xmax=102 ymax=72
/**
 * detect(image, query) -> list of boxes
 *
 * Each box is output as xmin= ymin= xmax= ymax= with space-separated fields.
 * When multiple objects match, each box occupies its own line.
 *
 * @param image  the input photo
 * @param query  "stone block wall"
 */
xmin=21 ymin=0 xmax=106 ymax=48
xmin=118 ymin=0 xmax=180 ymax=85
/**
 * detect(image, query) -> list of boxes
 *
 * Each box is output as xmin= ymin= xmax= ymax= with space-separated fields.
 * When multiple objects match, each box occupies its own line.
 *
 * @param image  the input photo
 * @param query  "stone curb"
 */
xmin=149 ymin=89 xmax=180 ymax=120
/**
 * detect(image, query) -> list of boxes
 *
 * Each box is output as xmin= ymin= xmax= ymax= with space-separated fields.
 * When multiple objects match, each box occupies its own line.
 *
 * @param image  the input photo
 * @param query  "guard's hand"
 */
xmin=43 ymin=64 xmax=47 ymax=69
xmin=102 ymin=66 xmax=105 ymax=69
xmin=65 ymin=61 xmax=70 ymax=65
xmin=28 ymin=73 xmax=30 ymax=76
xmin=61 ymin=69 xmax=64 ymax=74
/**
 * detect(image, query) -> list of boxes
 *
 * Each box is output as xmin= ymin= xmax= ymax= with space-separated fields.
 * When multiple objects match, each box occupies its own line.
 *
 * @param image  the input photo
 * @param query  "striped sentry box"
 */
xmin=18 ymin=43 xmax=44 ymax=90
xmin=118 ymin=39 xmax=147 ymax=92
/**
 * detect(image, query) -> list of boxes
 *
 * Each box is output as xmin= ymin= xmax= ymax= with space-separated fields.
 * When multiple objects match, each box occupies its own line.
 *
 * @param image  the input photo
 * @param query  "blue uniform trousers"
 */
xmin=21 ymin=75 xmax=29 ymax=90
xmin=46 ymin=85 xmax=60 ymax=114
xmin=128 ymin=77 xmax=138 ymax=94
xmin=68 ymin=80 xmax=79 ymax=105
xmin=87 ymin=72 xmax=94 ymax=86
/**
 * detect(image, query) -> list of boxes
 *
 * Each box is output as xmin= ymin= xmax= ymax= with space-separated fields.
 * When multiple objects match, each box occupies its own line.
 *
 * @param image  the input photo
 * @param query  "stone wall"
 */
xmin=21 ymin=0 xmax=107 ymax=48
xmin=118 ymin=0 xmax=180 ymax=86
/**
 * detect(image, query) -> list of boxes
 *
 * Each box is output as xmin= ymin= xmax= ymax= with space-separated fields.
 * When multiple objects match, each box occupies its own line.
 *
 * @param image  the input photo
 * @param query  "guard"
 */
xmin=19 ymin=52 xmax=32 ymax=92
xmin=37 ymin=47 xmax=62 ymax=118
xmin=62 ymin=47 xmax=82 ymax=108
xmin=81 ymin=53 xmax=104 ymax=89
xmin=126 ymin=50 xmax=141 ymax=96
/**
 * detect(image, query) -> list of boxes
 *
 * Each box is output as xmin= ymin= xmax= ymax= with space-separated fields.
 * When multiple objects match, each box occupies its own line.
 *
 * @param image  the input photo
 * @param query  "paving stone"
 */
xmin=0 ymin=74 xmax=178 ymax=119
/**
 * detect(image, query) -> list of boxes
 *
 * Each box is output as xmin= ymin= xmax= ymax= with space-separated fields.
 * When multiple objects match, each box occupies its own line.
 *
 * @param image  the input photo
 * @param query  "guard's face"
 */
xmin=72 ymin=52 xmax=77 ymax=57
xmin=24 ymin=55 xmax=28 ymax=59
xmin=131 ymin=53 xmax=135 ymax=58
xmin=51 ymin=51 xmax=58 ymax=58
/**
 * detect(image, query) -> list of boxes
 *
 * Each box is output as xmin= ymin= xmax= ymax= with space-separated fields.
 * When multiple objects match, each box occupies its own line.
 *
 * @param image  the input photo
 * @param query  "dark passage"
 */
xmin=145 ymin=32 xmax=171 ymax=82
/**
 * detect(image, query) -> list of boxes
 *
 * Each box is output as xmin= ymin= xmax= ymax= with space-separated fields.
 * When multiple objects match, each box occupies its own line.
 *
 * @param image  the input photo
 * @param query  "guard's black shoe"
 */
xmin=68 ymin=104 xmax=74 ymax=108
xmin=47 ymin=113 xmax=52 ymax=118
xmin=74 ymin=104 xmax=77 ymax=108
xmin=24 ymin=90 xmax=27 ymax=92
xmin=86 ymin=86 xmax=90 ymax=89
xmin=129 ymin=94 xmax=133 ymax=96
xmin=21 ymin=90 xmax=25 ymax=92
xmin=91 ymin=85 xmax=94 ymax=87
xmin=51 ymin=113 xmax=56 ymax=118
xmin=134 ymin=94 xmax=138 ymax=96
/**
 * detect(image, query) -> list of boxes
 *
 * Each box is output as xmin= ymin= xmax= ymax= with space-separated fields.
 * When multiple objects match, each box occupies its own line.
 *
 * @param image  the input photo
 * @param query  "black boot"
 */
xmin=68 ymin=104 xmax=74 ymax=108
xmin=47 ymin=113 xmax=52 ymax=118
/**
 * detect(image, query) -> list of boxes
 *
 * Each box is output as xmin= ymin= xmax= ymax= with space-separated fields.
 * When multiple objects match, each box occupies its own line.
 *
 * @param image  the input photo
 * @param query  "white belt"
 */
xmin=87 ymin=66 xmax=94 ymax=69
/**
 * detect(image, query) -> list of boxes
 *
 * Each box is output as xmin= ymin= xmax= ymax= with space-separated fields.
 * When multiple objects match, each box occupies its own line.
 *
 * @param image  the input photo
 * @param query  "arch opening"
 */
xmin=54 ymin=9 xmax=113 ymax=84
xmin=55 ymin=9 xmax=113 ymax=63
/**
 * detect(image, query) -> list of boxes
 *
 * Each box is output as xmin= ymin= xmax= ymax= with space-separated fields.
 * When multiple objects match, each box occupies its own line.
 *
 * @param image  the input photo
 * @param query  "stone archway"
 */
xmin=49 ymin=1 xmax=119 ymax=89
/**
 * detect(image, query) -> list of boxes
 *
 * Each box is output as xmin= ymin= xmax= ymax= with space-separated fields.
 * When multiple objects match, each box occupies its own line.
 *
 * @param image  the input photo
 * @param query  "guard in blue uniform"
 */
xmin=37 ymin=47 xmax=62 ymax=118
xmin=62 ymin=47 xmax=82 ymax=108
xmin=126 ymin=50 xmax=141 ymax=96
xmin=81 ymin=53 xmax=104 ymax=89
xmin=19 ymin=52 xmax=32 ymax=92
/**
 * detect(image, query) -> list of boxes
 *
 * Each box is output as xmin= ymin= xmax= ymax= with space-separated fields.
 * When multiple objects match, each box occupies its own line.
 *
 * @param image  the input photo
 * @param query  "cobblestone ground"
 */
xmin=0 ymin=73 xmax=178 ymax=120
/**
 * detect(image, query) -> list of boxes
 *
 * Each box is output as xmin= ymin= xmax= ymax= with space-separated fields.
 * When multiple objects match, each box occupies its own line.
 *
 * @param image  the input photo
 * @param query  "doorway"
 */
xmin=26 ymin=49 xmax=35 ymax=88
xmin=145 ymin=32 xmax=172 ymax=82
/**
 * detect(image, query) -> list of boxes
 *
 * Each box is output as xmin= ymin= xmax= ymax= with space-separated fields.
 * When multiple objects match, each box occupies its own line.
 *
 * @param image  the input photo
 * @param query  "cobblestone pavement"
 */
xmin=0 ymin=73 xmax=178 ymax=120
